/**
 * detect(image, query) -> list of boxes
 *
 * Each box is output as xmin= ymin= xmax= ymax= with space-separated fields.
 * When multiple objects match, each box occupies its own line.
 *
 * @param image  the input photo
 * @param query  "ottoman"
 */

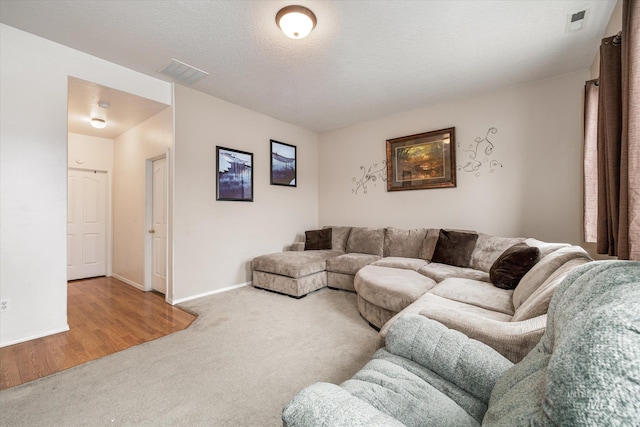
xmin=251 ymin=250 xmax=342 ymax=298
xmin=355 ymin=265 xmax=437 ymax=329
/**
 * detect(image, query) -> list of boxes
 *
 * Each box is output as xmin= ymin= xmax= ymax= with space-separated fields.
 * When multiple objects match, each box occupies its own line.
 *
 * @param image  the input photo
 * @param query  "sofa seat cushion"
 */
xmin=370 ymin=257 xmax=429 ymax=271
xmin=355 ymin=265 xmax=436 ymax=313
xmin=430 ymin=278 xmax=514 ymax=316
xmin=251 ymin=250 xmax=342 ymax=278
xmin=326 ymin=253 xmax=381 ymax=275
xmin=341 ymin=349 xmax=482 ymax=426
xmin=418 ymin=293 xmax=513 ymax=323
xmin=418 ymin=263 xmax=490 ymax=283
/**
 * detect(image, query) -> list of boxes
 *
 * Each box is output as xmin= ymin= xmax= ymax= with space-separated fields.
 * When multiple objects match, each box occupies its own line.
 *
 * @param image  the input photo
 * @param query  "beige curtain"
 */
xmin=584 ymin=80 xmax=599 ymax=243
xmin=596 ymin=0 xmax=639 ymax=260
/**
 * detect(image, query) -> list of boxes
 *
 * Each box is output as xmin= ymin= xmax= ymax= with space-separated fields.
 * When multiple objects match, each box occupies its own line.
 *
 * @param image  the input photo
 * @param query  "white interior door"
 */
xmin=68 ymin=169 xmax=107 ymax=280
xmin=151 ymin=157 xmax=167 ymax=294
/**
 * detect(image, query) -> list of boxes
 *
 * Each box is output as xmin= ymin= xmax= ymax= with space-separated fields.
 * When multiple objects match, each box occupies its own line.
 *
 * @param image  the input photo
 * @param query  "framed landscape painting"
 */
xmin=216 ymin=146 xmax=253 ymax=201
xmin=270 ymin=140 xmax=297 ymax=187
xmin=386 ymin=127 xmax=456 ymax=191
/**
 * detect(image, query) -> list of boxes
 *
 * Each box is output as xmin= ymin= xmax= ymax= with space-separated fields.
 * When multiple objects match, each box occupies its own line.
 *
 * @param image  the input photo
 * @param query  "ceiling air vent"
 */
xmin=566 ymin=9 xmax=589 ymax=33
xmin=158 ymin=59 xmax=209 ymax=84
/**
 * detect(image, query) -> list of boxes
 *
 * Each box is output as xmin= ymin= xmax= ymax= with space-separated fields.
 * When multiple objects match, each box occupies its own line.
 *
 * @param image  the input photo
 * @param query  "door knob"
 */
xmin=148 ymin=229 xmax=155 ymax=234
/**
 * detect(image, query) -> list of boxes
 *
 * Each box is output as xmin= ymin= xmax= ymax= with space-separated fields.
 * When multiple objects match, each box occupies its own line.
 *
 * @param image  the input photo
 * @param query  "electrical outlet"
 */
xmin=0 ymin=299 xmax=8 ymax=312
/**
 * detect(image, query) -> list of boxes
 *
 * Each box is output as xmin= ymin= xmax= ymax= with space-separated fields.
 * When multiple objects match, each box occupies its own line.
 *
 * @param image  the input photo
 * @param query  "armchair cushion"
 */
xmin=485 ymin=261 xmax=640 ymax=426
xmin=385 ymin=315 xmax=513 ymax=403
xmin=282 ymin=382 xmax=405 ymax=427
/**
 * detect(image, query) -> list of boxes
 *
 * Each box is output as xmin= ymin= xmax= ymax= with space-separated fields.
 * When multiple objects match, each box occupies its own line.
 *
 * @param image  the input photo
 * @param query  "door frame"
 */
xmin=67 ymin=167 xmax=113 ymax=278
xmin=144 ymin=151 xmax=170 ymax=302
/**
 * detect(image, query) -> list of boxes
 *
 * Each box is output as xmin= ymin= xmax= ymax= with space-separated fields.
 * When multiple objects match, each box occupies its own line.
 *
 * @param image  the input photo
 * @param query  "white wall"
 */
xmin=0 ymin=24 xmax=171 ymax=346
xmin=318 ymin=70 xmax=590 ymax=245
xmin=173 ymin=85 xmax=319 ymax=302
xmin=68 ymin=133 xmax=114 ymax=171
xmin=112 ymin=107 xmax=172 ymax=290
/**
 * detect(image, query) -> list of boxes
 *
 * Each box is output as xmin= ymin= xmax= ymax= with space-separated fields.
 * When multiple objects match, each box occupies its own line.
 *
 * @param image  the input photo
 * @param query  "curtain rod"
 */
xmin=613 ymin=31 xmax=622 ymax=46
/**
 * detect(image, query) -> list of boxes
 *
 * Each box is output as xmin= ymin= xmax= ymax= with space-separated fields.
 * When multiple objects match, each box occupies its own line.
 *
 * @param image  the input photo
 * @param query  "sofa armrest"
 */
xmin=290 ymin=242 xmax=305 ymax=251
xmin=283 ymin=382 xmax=404 ymax=427
xmin=385 ymin=314 xmax=513 ymax=404
xmin=422 ymin=308 xmax=547 ymax=363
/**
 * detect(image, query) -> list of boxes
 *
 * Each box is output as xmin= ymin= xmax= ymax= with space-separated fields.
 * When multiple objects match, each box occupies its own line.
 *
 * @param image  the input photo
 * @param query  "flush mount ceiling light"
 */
xmin=90 ymin=118 xmax=106 ymax=129
xmin=276 ymin=5 xmax=317 ymax=39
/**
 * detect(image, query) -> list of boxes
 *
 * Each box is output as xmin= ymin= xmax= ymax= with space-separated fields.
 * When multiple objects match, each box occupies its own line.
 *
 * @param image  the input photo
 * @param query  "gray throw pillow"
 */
xmin=490 ymin=243 xmax=540 ymax=289
xmin=305 ymin=228 xmax=332 ymax=250
xmin=431 ymin=229 xmax=478 ymax=268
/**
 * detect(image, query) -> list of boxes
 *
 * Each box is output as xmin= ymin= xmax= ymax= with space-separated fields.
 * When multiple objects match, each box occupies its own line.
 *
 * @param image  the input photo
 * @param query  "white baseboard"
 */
xmin=111 ymin=274 xmax=145 ymax=291
xmin=0 ymin=324 xmax=70 ymax=348
xmin=170 ymin=282 xmax=250 ymax=305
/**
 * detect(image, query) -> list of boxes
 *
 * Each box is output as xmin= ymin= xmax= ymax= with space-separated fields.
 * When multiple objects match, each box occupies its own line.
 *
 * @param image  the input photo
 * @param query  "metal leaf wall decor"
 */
xmin=352 ymin=160 xmax=387 ymax=194
xmin=457 ymin=127 xmax=503 ymax=177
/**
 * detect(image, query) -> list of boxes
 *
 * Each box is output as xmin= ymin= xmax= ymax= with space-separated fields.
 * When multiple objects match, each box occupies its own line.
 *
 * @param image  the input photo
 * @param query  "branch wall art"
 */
xmin=352 ymin=161 xmax=387 ymax=195
xmin=457 ymin=127 xmax=503 ymax=177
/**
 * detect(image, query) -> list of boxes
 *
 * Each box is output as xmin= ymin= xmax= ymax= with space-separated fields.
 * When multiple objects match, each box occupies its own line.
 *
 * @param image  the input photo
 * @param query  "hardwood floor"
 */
xmin=0 ymin=277 xmax=196 ymax=390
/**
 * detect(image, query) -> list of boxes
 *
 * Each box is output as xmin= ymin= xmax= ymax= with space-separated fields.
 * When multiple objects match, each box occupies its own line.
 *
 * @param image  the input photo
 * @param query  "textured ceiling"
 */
xmin=68 ymin=77 xmax=169 ymax=139
xmin=0 ymin=0 xmax=616 ymax=133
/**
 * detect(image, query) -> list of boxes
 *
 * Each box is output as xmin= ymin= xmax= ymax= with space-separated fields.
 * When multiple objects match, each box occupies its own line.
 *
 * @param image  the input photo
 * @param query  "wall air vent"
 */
xmin=566 ymin=9 xmax=589 ymax=33
xmin=158 ymin=59 xmax=209 ymax=84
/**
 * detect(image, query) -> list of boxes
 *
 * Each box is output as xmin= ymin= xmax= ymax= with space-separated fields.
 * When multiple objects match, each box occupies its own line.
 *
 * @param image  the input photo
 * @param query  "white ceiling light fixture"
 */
xmin=90 ymin=118 xmax=106 ymax=129
xmin=276 ymin=5 xmax=317 ymax=39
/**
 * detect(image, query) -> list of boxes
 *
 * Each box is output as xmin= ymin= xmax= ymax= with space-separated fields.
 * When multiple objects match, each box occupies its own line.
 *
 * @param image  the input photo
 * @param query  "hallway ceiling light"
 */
xmin=90 ymin=118 xmax=106 ymax=129
xmin=276 ymin=5 xmax=316 ymax=39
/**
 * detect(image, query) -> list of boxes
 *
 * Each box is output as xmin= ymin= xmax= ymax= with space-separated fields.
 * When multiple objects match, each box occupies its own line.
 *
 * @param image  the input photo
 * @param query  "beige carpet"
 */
xmin=0 ymin=286 xmax=379 ymax=426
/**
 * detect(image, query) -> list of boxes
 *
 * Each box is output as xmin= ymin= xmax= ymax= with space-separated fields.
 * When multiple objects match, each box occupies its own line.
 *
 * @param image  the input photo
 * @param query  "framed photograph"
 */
xmin=216 ymin=146 xmax=253 ymax=201
xmin=386 ymin=127 xmax=456 ymax=191
xmin=270 ymin=140 xmax=297 ymax=187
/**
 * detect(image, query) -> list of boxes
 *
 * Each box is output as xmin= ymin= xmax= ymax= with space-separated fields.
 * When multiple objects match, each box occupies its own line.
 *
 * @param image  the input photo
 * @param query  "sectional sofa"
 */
xmin=251 ymin=226 xmax=592 ymax=362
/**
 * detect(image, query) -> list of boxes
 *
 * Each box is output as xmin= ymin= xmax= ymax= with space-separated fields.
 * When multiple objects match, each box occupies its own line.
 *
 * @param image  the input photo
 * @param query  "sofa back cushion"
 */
xmin=522 ymin=238 xmax=570 ymax=259
xmin=512 ymin=246 xmax=591 ymax=310
xmin=511 ymin=257 xmax=589 ymax=322
xmin=346 ymin=227 xmax=385 ymax=256
xmin=485 ymin=261 xmax=640 ymax=426
xmin=419 ymin=228 xmax=440 ymax=260
xmin=323 ymin=226 xmax=352 ymax=252
xmin=470 ymin=234 xmax=525 ymax=273
xmin=383 ymin=227 xmax=427 ymax=258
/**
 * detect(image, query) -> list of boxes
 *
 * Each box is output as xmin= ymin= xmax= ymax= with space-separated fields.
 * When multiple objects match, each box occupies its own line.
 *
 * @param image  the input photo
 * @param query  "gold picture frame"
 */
xmin=386 ymin=127 xmax=456 ymax=191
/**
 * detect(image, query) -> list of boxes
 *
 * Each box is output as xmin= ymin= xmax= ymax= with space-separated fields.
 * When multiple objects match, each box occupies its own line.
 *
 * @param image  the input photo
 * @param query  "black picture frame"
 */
xmin=386 ymin=127 xmax=456 ymax=191
xmin=270 ymin=140 xmax=297 ymax=187
xmin=216 ymin=146 xmax=254 ymax=201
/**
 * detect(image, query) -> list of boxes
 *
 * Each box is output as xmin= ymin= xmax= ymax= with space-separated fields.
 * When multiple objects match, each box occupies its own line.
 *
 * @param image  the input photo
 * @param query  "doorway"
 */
xmin=67 ymin=169 xmax=107 ymax=280
xmin=148 ymin=156 xmax=168 ymax=294
xmin=67 ymin=76 xmax=172 ymax=299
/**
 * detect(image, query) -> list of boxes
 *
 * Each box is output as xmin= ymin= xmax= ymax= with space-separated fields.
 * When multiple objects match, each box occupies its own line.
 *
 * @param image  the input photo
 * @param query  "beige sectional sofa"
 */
xmin=251 ymin=226 xmax=592 ymax=362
